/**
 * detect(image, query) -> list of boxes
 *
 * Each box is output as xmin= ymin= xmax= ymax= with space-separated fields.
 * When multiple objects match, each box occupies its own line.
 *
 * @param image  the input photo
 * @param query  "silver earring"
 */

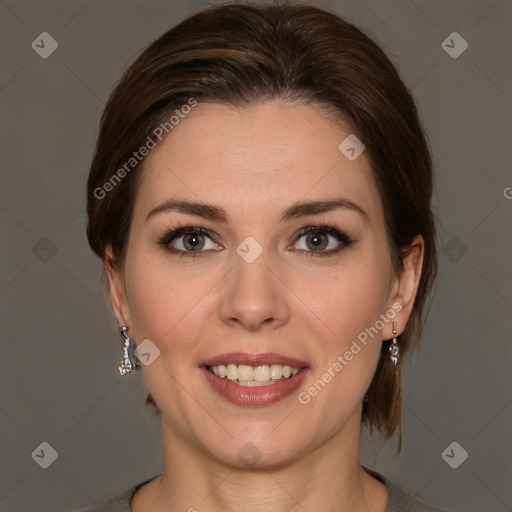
xmin=118 ymin=326 xmax=141 ymax=375
xmin=389 ymin=322 xmax=400 ymax=366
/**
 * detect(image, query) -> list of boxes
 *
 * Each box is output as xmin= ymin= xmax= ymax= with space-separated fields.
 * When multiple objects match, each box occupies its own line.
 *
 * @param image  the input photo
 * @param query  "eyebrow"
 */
xmin=145 ymin=198 xmax=369 ymax=224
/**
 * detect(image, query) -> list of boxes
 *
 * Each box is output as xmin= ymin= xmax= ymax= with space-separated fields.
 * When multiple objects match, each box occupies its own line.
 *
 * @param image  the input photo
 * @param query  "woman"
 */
xmin=81 ymin=2 xmax=454 ymax=511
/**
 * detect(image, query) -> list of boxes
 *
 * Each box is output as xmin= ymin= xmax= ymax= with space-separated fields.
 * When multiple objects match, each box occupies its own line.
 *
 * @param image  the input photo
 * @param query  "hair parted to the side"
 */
xmin=86 ymin=1 xmax=438 ymax=456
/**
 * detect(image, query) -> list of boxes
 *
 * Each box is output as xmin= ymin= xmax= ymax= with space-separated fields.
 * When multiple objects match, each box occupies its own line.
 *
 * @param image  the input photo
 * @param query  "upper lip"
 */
xmin=202 ymin=352 xmax=309 ymax=368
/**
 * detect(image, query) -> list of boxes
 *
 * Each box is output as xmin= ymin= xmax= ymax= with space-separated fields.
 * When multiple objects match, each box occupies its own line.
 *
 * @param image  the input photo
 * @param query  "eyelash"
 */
xmin=158 ymin=222 xmax=355 ymax=259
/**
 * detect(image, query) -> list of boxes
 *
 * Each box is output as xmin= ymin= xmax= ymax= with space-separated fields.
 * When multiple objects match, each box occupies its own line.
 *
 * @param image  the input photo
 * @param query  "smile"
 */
xmin=201 ymin=352 xmax=309 ymax=405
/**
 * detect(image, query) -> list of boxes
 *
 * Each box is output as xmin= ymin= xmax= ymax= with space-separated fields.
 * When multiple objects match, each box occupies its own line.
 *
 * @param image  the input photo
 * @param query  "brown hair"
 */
xmin=86 ymin=1 xmax=438 ymax=456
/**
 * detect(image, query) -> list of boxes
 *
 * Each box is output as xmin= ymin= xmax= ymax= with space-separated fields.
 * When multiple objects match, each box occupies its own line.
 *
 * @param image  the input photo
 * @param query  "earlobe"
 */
xmin=103 ymin=244 xmax=132 ymax=329
xmin=384 ymin=235 xmax=424 ymax=339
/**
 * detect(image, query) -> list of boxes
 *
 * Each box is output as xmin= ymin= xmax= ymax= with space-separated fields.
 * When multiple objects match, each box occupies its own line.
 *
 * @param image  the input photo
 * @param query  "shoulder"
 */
xmin=362 ymin=465 xmax=457 ymax=512
xmin=69 ymin=474 xmax=161 ymax=512
xmin=70 ymin=486 xmax=135 ymax=512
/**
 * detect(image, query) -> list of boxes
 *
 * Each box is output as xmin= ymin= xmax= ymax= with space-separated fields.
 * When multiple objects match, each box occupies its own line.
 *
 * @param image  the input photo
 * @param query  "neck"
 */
xmin=133 ymin=407 xmax=388 ymax=512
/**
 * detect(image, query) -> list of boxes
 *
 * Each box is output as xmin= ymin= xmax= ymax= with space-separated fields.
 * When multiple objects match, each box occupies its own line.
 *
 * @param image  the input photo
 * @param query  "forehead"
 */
xmin=135 ymin=100 xmax=382 ymax=224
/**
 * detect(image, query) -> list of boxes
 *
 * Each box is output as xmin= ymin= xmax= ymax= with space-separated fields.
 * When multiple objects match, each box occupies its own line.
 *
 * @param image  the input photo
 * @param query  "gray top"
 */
xmin=73 ymin=466 xmax=456 ymax=512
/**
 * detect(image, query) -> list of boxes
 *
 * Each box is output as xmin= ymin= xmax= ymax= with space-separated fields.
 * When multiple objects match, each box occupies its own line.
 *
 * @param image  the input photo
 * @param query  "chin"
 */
xmin=198 ymin=429 xmax=309 ymax=470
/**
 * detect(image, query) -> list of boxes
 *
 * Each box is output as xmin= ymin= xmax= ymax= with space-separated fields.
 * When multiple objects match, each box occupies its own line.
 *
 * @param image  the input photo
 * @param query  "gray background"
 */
xmin=1 ymin=0 xmax=511 ymax=511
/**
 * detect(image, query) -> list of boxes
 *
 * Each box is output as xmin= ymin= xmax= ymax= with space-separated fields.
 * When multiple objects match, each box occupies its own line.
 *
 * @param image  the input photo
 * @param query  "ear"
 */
xmin=103 ymin=244 xmax=133 ymax=330
xmin=382 ymin=234 xmax=424 ymax=340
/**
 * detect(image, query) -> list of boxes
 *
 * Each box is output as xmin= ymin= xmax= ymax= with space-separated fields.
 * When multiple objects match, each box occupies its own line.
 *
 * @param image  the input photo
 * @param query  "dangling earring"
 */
xmin=389 ymin=322 xmax=400 ymax=366
xmin=118 ymin=326 xmax=141 ymax=375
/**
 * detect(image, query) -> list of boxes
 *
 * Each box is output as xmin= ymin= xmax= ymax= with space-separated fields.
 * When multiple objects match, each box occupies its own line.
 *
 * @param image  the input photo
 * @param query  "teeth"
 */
xmin=270 ymin=364 xmax=283 ymax=379
xmin=226 ymin=364 xmax=238 ymax=380
xmin=208 ymin=363 xmax=301 ymax=382
xmin=238 ymin=364 xmax=253 ymax=381
xmin=254 ymin=365 xmax=271 ymax=381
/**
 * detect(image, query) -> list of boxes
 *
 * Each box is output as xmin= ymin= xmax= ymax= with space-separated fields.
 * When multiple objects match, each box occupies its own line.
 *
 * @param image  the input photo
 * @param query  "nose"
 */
xmin=218 ymin=246 xmax=291 ymax=332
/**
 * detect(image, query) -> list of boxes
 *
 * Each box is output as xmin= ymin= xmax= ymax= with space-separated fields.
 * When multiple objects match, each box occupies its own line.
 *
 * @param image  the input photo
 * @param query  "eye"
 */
xmin=159 ymin=225 xmax=220 ymax=257
xmin=291 ymin=225 xmax=354 ymax=258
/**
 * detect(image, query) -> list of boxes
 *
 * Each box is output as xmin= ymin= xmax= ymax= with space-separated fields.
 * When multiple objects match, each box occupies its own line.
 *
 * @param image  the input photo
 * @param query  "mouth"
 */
xmin=200 ymin=352 xmax=309 ymax=406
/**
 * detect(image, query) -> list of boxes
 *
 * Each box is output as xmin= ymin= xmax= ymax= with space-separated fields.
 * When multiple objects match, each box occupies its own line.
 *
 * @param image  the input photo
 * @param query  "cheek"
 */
xmin=125 ymin=258 xmax=171 ymax=335
xmin=124 ymin=248 xmax=216 ymax=355
xmin=297 ymin=263 xmax=387 ymax=408
xmin=292 ymin=249 xmax=391 ymax=403
xmin=296 ymin=253 xmax=390 ymax=339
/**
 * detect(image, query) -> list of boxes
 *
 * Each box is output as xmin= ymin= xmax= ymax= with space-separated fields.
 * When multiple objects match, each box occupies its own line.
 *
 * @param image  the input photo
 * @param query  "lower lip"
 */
xmin=201 ymin=366 xmax=309 ymax=406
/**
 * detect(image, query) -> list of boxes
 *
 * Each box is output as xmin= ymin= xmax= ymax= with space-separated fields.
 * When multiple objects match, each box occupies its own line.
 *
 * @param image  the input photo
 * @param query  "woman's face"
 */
xmin=107 ymin=100 xmax=419 ymax=467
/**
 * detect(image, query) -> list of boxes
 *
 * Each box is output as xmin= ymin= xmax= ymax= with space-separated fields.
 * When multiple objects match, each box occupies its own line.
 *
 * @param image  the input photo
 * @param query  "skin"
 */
xmin=105 ymin=99 xmax=424 ymax=512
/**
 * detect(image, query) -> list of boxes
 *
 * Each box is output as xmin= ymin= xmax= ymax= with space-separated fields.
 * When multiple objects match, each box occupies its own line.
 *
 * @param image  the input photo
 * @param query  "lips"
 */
xmin=200 ymin=352 xmax=310 ymax=406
